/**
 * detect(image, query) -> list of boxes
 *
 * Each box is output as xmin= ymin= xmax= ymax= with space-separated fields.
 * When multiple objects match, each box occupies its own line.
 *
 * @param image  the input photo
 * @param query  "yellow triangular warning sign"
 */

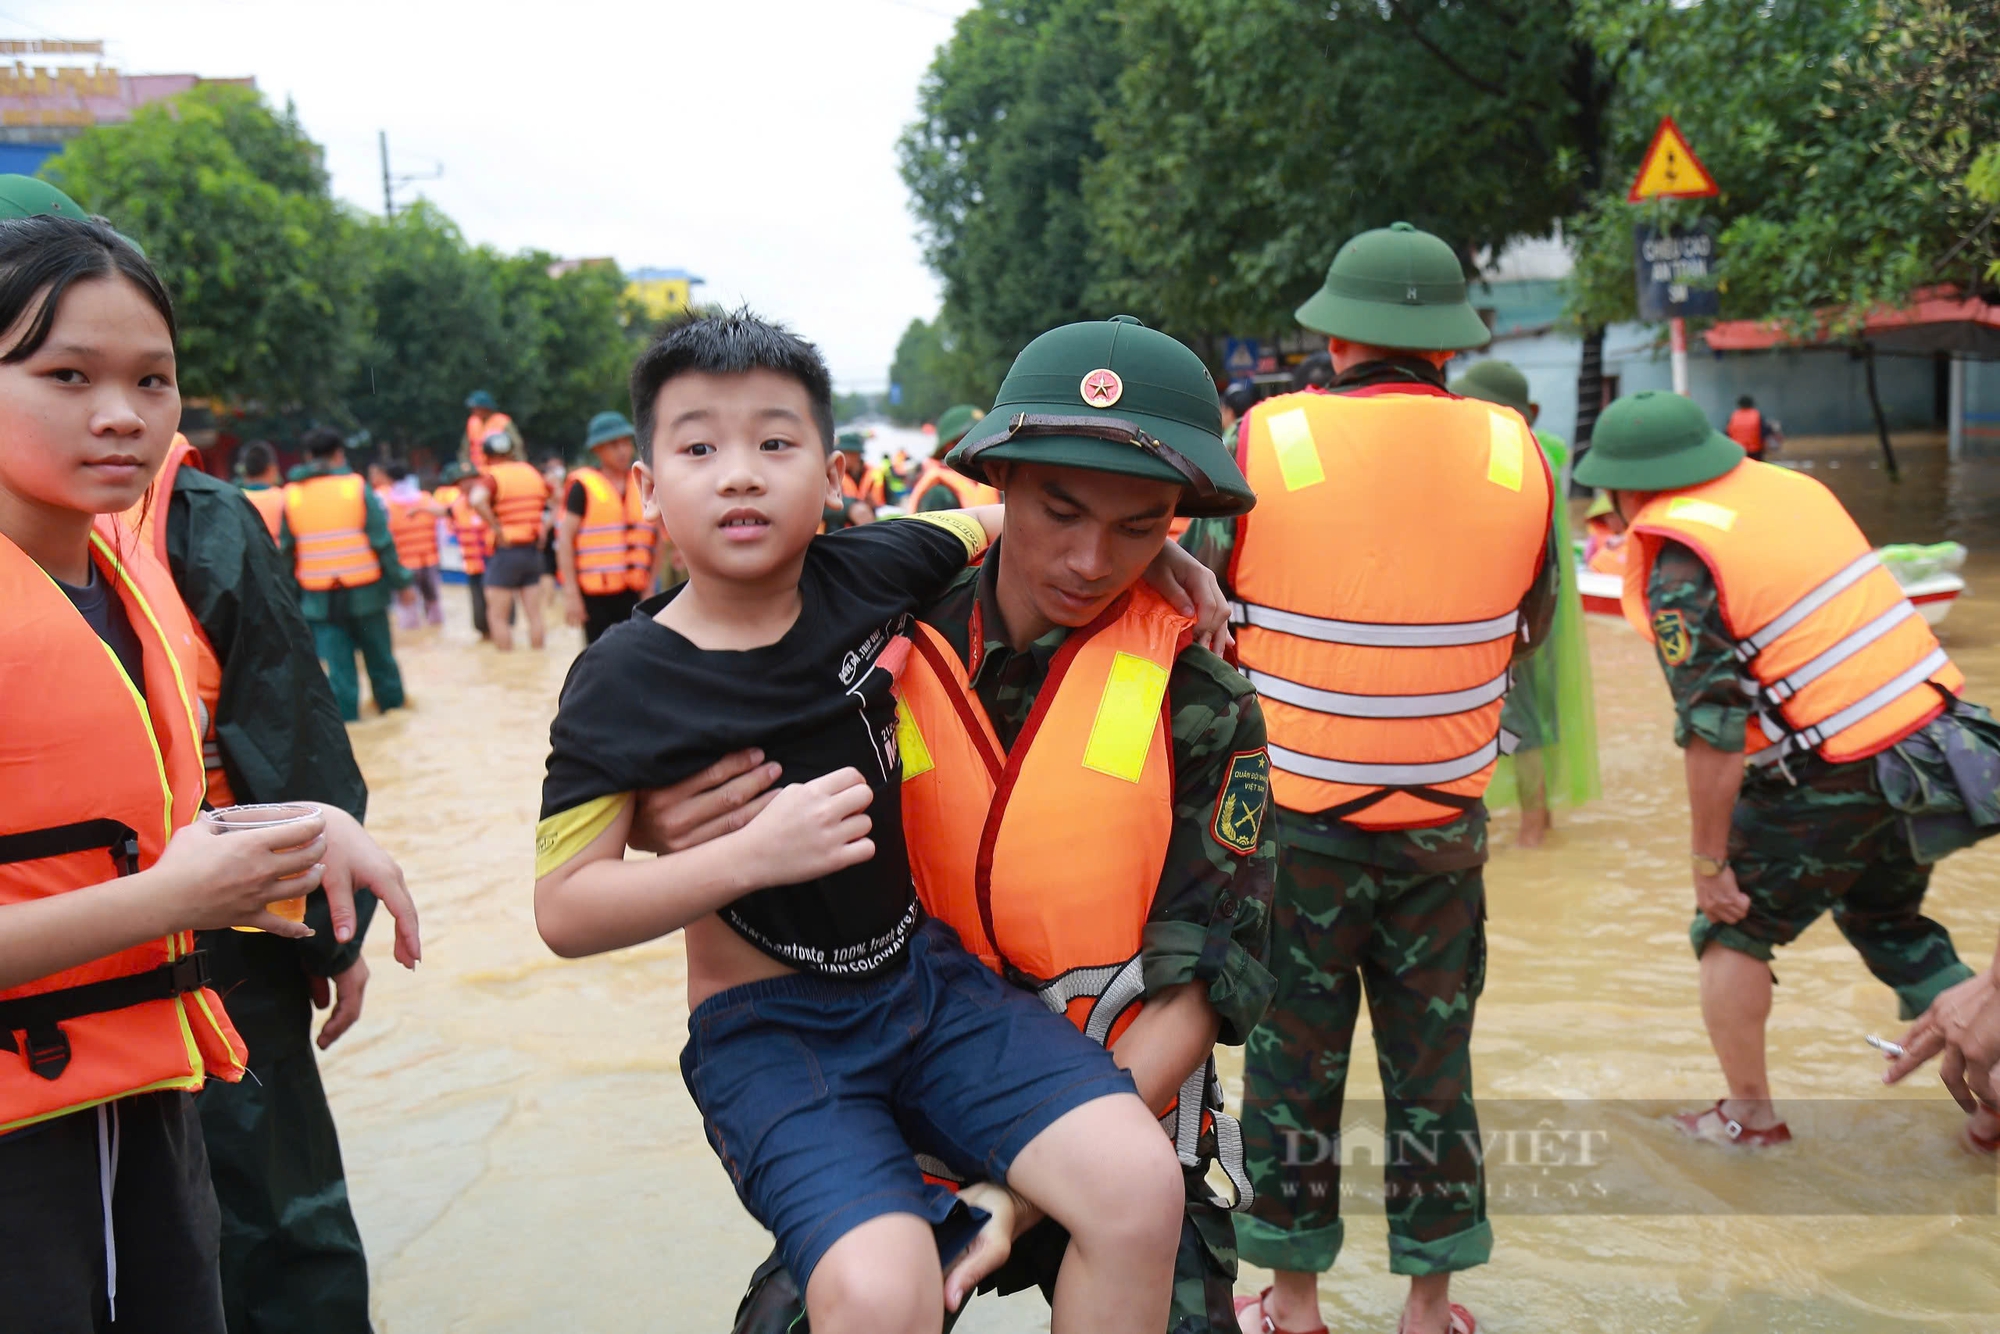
xmin=1627 ymin=115 xmax=1719 ymax=203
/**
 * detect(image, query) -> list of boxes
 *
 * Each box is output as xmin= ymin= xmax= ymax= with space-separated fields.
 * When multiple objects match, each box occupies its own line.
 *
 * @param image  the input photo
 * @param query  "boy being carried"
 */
xmin=533 ymin=312 xmax=1216 ymax=1334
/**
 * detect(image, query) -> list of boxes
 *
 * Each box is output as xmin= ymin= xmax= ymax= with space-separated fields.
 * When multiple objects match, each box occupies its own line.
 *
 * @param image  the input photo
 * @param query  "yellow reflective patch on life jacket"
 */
xmin=1081 ymin=651 xmax=1168 ymax=783
xmin=1486 ymin=411 xmax=1525 ymax=492
xmin=896 ymin=697 xmax=934 ymax=780
xmin=1266 ymin=409 xmax=1325 ymax=492
xmin=1665 ymin=496 xmax=1738 ymax=530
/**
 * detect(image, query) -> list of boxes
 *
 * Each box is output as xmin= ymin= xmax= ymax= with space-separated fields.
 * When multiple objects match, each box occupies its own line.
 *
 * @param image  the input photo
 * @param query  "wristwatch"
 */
xmin=1692 ymin=853 xmax=1729 ymax=877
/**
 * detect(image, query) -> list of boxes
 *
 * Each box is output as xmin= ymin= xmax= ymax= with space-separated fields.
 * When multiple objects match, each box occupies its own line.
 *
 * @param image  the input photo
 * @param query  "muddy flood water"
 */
xmin=326 ymin=437 xmax=2000 ymax=1332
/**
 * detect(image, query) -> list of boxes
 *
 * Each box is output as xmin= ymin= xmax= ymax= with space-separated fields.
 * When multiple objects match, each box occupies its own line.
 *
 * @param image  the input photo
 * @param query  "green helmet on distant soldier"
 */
xmin=1294 ymin=222 xmax=1491 ymax=352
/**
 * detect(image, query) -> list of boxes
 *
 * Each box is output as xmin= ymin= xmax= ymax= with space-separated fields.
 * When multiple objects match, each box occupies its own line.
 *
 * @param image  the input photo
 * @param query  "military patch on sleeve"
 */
xmin=1211 ymin=749 xmax=1270 ymax=855
xmin=1652 ymin=609 xmax=1694 ymax=667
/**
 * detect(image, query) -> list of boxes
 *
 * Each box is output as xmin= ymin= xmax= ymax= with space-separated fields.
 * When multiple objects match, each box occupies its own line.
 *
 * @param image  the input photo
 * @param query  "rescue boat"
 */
xmin=1577 ymin=543 xmax=1966 ymax=628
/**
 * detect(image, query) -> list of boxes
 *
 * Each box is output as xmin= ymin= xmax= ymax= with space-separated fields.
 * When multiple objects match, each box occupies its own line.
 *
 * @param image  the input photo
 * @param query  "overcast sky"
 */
xmin=11 ymin=0 xmax=977 ymax=390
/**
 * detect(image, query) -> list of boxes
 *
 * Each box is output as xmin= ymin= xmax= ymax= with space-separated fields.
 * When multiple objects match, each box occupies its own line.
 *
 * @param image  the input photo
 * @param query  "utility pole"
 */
xmin=377 ymin=132 xmax=443 ymax=220
xmin=379 ymin=130 xmax=393 ymax=219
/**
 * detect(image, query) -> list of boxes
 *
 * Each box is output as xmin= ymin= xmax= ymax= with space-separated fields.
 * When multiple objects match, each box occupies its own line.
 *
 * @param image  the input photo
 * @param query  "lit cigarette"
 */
xmin=1866 ymin=1035 xmax=1905 ymax=1059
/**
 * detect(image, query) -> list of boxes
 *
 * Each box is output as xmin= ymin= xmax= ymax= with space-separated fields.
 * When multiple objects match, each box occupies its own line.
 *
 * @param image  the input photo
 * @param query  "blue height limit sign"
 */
xmin=1634 ymin=223 xmax=1719 ymax=321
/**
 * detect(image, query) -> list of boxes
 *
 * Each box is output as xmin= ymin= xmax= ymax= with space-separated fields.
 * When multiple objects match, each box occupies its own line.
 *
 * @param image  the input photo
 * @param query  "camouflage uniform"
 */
xmin=1646 ymin=540 xmax=1975 ymax=1018
xmin=733 ymin=550 xmax=1277 ymax=1334
xmin=1180 ymin=359 xmax=1557 ymax=1278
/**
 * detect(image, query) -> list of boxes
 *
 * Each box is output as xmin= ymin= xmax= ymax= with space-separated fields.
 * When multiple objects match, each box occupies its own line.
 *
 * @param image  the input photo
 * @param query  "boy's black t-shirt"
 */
xmin=539 ymin=517 xmax=981 ymax=978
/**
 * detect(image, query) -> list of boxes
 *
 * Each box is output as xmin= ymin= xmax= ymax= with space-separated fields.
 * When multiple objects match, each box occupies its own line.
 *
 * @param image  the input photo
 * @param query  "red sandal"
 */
xmin=1234 ymin=1286 xmax=1329 ymax=1334
xmin=1672 ymin=1099 xmax=1792 ymax=1148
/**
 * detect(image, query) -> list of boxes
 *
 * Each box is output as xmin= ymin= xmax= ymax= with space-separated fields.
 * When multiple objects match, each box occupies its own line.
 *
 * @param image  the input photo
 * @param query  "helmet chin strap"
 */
xmin=961 ymin=414 xmax=1218 ymax=503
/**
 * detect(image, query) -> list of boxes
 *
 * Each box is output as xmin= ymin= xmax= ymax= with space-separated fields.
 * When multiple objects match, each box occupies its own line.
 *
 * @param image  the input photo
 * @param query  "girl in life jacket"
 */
xmin=0 ymin=214 xmax=422 ymax=1333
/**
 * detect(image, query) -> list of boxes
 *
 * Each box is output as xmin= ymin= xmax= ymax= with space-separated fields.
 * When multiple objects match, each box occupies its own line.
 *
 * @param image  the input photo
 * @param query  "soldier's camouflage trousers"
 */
xmin=730 ymin=1168 xmax=1238 ymax=1334
xmin=1698 ymin=759 xmax=1974 ymax=1020
xmin=1236 ymin=842 xmax=1492 ymax=1277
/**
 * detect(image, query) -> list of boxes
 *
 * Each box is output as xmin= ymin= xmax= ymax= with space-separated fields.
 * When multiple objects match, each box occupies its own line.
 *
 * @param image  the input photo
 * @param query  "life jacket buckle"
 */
xmin=24 ymin=1021 xmax=70 ymax=1080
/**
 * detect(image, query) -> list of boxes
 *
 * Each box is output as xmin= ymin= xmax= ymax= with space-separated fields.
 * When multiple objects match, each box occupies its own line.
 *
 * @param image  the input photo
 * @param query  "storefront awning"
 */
xmin=1703 ymin=287 xmax=2000 ymax=359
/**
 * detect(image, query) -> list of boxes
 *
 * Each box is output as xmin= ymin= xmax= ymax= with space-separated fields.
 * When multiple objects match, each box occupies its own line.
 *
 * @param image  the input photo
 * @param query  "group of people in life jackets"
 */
xmin=7 ymin=159 xmax=2000 ymax=1334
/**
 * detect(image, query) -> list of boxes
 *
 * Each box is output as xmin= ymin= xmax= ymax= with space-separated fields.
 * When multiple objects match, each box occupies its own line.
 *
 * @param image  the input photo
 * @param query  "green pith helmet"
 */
xmin=466 ymin=389 xmax=497 ymax=411
xmin=836 ymin=429 xmax=866 ymax=454
xmin=0 ymin=175 xmax=84 ymax=220
xmin=1295 ymin=222 xmax=1491 ymax=352
xmin=948 ymin=315 xmax=1256 ymax=519
xmin=1450 ymin=359 xmax=1532 ymax=416
xmin=439 ymin=462 xmax=476 ymax=485
xmin=1572 ymin=391 xmax=1745 ymax=492
xmin=584 ymin=410 xmax=636 ymax=453
xmin=933 ymin=404 xmax=985 ymax=450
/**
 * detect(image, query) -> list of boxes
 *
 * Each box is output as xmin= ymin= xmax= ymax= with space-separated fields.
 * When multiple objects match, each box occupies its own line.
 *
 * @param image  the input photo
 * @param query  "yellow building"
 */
xmin=626 ymin=267 xmax=705 ymax=321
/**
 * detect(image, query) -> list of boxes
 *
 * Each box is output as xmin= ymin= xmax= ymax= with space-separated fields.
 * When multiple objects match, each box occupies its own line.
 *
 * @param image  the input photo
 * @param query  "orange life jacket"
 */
xmin=441 ymin=488 xmax=491 ymax=575
xmin=1623 ymin=459 xmax=1960 ymax=770
xmin=466 ymin=411 xmax=513 ymax=472
xmin=285 ymin=474 xmax=382 ymax=591
xmin=570 ymin=467 xmax=657 ymax=596
xmin=895 ymin=583 xmax=1253 ymax=1204
xmin=485 ymin=460 xmax=549 ymax=547
xmin=906 ymin=458 xmax=1000 ymax=510
xmin=1229 ymin=388 xmax=1553 ymax=830
xmin=385 ymin=490 xmax=440 ymax=570
xmin=1168 ymin=517 xmax=1192 ymax=541
xmin=0 ymin=517 xmax=249 ymax=1132
xmin=243 ymin=484 xmax=285 ymax=541
xmin=1725 ymin=407 xmax=1765 ymax=457
xmin=120 ymin=438 xmax=236 ymax=807
xmin=858 ymin=466 xmax=888 ymax=509
xmin=1584 ymin=518 xmax=1628 ymax=576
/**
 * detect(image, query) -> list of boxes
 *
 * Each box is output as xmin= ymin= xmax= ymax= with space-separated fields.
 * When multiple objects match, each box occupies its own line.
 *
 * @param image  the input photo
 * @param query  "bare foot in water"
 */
xmin=1517 ymin=807 xmax=1551 ymax=848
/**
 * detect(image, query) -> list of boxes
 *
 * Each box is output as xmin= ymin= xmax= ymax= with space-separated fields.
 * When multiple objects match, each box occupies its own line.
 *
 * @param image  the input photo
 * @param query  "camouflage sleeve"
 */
xmin=1647 ymin=540 xmax=1748 ymax=751
xmin=1142 ymin=645 xmax=1277 ymax=1047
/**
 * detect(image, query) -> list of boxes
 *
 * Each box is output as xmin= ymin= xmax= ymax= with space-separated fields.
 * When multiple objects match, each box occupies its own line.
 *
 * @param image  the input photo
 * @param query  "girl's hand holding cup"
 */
xmin=157 ymin=805 xmax=327 ymax=937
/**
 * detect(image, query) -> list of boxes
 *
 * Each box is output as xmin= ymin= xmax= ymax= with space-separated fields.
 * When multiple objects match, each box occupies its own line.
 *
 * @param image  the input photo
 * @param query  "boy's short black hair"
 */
xmin=300 ymin=426 xmax=345 ymax=459
xmin=237 ymin=439 xmax=276 ymax=477
xmin=387 ymin=462 xmax=411 ymax=483
xmin=1737 ymin=394 xmax=1756 ymax=409
xmin=629 ymin=309 xmax=835 ymax=458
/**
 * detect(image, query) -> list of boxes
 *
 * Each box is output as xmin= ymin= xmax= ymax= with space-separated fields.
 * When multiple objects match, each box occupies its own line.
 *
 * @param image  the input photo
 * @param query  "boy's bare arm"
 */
xmin=535 ymin=768 xmax=877 ymax=958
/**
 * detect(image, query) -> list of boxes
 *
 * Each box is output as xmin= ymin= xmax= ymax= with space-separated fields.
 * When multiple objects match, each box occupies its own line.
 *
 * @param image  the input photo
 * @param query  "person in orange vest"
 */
xmin=380 ymin=463 xmax=446 ymax=630
xmin=437 ymin=463 xmax=495 ymax=639
xmin=0 ymin=209 xmax=421 ymax=1334
xmin=557 ymin=411 xmax=662 ymax=644
xmin=463 ymin=389 xmax=518 ymax=472
xmin=234 ymin=439 xmax=286 ymax=541
xmin=1182 ymin=224 xmax=1558 ymax=1334
xmin=280 ymin=429 xmax=412 ymax=720
xmin=1576 ymin=390 xmax=2000 ymax=1153
xmin=825 ymin=430 xmax=876 ymax=529
xmin=909 ymin=403 xmax=1002 ymax=512
xmin=1582 ymin=490 xmax=1627 ymax=574
xmin=657 ymin=318 xmax=1274 ymax=1334
xmin=1724 ymin=393 xmax=1782 ymax=460
xmin=464 ymin=430 xmax=550 ymax=651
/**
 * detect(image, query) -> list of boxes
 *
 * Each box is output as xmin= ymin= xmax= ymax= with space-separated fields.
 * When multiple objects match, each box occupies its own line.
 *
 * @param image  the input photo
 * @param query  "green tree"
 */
xmin=44 ymin=85 xmax=366 ymax=417
xmin=487 ymin=252 xmax=635 ymax=459
xmin=899 ymin=0 xmax=1127 ymax=390
xmin=885 ymin=315 xmax=987 ymax=426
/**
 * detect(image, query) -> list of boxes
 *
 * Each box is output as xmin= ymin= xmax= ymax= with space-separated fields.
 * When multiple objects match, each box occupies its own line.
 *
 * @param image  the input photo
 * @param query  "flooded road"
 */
xmin=325 ymin=437 xmax=2000 ymax=1332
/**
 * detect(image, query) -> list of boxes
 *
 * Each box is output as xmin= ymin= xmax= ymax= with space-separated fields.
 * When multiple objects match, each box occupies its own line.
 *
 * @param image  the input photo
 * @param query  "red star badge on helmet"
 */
xmin=1080 ymin=368 xmax=1123 ymax=408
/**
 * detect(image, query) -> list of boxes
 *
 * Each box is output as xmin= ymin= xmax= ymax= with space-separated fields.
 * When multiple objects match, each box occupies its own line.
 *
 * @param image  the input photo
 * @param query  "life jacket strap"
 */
xmin=1749 ymin=646 xmax=1950 ymax=768
xmin=1750 ymin=599 xmax=1920 ymax=706
xmin=1231 ymin=600 xmax=1520 ymax=648
xmin=0 ymin=952 xmax=213 ymax=1081
xmin=0 ymin=819 xmax=139 ymax=875
xmin=1734 ymin=552 xmax=1882 ymax=662
xmin=1268 ymin=737 xmax=1502 ymax=788
xmin=1247 ymin=666 xmax=1511 ymax=720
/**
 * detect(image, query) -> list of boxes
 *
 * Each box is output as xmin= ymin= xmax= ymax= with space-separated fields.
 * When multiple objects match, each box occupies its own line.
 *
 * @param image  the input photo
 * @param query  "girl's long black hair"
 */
xmin=0 ymin=214 xmax=174 ymax=361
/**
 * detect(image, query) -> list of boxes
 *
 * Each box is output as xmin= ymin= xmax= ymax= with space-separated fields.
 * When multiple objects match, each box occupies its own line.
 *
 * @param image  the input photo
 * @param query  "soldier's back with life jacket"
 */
xmin=1229 ymin=380 xmax=1553 ymax=831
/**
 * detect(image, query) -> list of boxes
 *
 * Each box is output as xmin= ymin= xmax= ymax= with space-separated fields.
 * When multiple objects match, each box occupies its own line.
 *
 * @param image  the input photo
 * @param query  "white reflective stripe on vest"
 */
xmin=1232 ymin=600 xmax=1520 ymax=648
xmin=1267 ymin=737 xmax=1502 ymax=787
xmin=1750 ymin=646 xmax=1950 ymax=766
xmin=1247 ymin=667 xmax=1511 ymax=720
xmin=1760 ymin=599 xmax=1920 ymax=704
xmin=1734 ymin=552 xmax=1883 ymax=662
xmin=1036 ymin=955 xmax=1148 ymax=1046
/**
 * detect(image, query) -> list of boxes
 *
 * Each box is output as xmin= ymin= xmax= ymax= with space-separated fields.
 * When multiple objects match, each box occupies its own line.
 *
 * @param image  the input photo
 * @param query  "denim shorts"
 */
xmin=680 ymin=919 xmax=1135 ymax=1290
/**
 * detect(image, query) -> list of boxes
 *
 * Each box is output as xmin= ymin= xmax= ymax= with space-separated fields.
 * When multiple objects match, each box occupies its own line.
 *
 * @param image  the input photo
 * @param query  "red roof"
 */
xmin=1703 ymin=287 xmax=2000 ymax=358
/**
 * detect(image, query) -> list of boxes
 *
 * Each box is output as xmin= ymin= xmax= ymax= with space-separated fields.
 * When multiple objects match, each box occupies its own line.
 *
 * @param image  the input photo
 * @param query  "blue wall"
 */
xmin=0 ymin=142 xmax=61 ymax=177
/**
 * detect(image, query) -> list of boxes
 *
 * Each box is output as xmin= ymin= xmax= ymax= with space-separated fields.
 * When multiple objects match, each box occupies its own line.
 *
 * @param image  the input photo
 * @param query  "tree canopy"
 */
xmin=43 ymin=85 xmax=639 ymax=461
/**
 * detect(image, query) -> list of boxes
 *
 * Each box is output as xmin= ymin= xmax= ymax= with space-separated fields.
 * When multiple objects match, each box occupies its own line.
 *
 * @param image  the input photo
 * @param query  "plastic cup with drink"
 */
xmin=199 ymin=802 xmax=320 ymax=931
